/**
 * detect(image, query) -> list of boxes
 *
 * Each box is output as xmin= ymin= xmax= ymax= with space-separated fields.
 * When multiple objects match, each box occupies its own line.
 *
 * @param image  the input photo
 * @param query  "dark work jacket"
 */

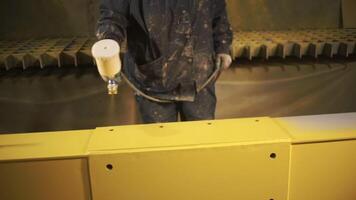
xmin=96 ymin=0 xmax=232 ymax=101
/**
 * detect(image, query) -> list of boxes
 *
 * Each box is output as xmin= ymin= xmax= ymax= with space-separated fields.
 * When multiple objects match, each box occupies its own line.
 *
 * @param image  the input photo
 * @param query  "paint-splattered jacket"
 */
xmin=96 ymin=0 xmax=232 ymax=101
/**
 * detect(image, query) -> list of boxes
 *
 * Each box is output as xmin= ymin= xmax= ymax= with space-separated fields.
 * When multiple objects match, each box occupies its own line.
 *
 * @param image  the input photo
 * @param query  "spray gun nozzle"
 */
xmin=107 ymin=79 xmax=119 ymax=95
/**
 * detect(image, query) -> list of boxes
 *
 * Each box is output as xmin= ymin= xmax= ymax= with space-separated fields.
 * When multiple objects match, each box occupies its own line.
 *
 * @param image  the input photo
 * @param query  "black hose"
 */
xmin=121 ymin=64 xmax=221 ymax=103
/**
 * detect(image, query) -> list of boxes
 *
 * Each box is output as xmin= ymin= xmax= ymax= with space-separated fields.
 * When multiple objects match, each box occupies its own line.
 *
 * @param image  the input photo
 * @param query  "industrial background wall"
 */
xmin=0 ymin=0 xmax=345 ymax=39
xmin=0 ymin=0 xmax=98 ymax=39
xmin=227 ymin=0 xmax=341 ymax=30
xmin=0 ymin=0 xmax=356 ymax=133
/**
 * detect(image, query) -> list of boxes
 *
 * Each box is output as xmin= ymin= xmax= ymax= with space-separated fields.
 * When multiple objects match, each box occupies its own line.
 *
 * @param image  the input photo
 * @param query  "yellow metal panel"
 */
xmin=89 ymin=117 xmax=290 ymax=153
xmin=275 ymin=113 xmax=356 ymax=144
xmin=0 ymin=113 xmax=354 ymax=199
xmin=288 ymin=140 xmax=356 ymax=200
xmin=89 ymin=142 xmax=290 ymax=200
xmin=0 ymin=130 xmax=92 ymax=161
xmin=0 ymin=158 xmax=91 ymax=200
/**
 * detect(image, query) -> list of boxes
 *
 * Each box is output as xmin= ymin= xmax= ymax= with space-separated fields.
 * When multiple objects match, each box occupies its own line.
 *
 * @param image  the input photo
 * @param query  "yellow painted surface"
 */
xmin=88 ymin=117 xmax=291 ymax=200
xmin=89 ymin=142 xmax=290 ymax=200
xmin=0 ymin=158 xmax=91 ymax=200
xmin=0 ymin=130 xmax=92 ymax=162
xmin=0 ymin=113 xmax=355 ymax=199
xmin=288 ymin=140 xmax=356 ymax=200
xmin=275 ymin=113 xmax=356 ymax=144
xmin=89 ymin=117 xmax=290 ymax=153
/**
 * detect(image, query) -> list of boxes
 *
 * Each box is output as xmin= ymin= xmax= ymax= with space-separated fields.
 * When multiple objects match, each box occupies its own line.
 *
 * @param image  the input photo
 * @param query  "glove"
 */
xmin=213 ymin=54 xmax=232 ymax=82
xmin=215 ymin=53 xmax=232 ymax=70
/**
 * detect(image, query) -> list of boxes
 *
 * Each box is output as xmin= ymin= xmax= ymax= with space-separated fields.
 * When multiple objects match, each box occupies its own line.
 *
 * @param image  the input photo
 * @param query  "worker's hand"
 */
xmin=215 ymin=53 xmax=232 ymax=70
xmin=213 ymin=53 xmax=232 ymax=82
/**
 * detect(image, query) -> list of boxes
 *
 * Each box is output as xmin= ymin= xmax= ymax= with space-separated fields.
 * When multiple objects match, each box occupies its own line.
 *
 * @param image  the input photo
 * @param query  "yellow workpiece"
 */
xmin=0 ymin=113 xmax=355 ymax=200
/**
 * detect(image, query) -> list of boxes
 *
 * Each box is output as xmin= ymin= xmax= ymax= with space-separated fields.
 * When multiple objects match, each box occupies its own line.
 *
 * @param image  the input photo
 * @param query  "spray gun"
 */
xmin=91 ymin=39 xmax=171 ymax=102
xmin=91 ymin=39 xmax=222 ymax=101
xmin=91 ymin=39 xmax=122 ymax=95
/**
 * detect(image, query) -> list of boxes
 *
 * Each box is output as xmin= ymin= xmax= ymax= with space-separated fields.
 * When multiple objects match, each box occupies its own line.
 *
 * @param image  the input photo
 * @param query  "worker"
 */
xmin=96 ymin=0 xmax=233 ymax=123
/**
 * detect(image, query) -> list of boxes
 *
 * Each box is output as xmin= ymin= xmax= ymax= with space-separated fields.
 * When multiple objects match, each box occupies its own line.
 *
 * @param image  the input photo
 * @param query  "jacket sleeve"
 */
xmin=212 ymin=0 xmax=233 ymax=55
xmin=96 ymin=0 xmax=130 ymax=44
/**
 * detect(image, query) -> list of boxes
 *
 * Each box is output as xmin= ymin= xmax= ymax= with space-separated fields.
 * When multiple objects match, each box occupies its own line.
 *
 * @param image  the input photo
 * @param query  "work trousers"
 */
xmin=135 ymin=84 xmax=216 ymax=123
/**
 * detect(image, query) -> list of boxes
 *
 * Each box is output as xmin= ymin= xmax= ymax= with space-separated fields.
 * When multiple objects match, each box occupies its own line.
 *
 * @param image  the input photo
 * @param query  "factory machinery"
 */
xmin=1 ymin=113 xmax=356 ymax=199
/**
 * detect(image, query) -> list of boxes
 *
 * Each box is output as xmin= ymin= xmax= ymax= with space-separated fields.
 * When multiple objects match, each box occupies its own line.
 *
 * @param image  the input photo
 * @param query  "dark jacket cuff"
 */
xmin=215 ymin=44 xmax=231 ymax=55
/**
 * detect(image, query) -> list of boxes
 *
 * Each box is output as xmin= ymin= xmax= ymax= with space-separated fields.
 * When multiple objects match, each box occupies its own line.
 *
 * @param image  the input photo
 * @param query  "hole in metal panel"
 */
xmin=106 ymin=164 xmax=113 ymax=171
